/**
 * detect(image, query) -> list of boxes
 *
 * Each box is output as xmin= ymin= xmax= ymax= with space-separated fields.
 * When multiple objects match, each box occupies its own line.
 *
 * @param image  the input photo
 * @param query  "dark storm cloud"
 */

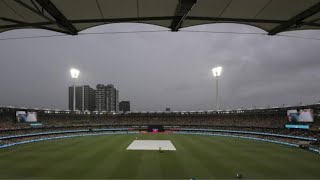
xmin=0 ymin=23 xmax=320 ymax=111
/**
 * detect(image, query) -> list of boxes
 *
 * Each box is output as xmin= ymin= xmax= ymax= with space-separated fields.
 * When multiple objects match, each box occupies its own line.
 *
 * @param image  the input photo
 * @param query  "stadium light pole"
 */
xmin=212 ymin=66 xmax=222 ymax=110
xmin=70 ymin=68 xmax=80 ymax=111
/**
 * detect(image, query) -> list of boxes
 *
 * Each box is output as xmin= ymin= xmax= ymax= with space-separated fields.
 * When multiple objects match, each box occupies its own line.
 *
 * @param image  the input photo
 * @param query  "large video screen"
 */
xmin=16 ymin=111 xmax=37 ymax=122
xmin=287 ymin=109 xmax=314 ymax=123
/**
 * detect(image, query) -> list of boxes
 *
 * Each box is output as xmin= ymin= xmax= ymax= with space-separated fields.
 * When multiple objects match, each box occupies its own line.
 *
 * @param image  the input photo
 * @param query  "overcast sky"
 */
xmin=0 ymin=23 xmax=320 ymax=111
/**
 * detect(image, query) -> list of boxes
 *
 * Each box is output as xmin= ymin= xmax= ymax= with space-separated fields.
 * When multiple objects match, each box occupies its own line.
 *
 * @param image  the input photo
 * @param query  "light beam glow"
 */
xmin=70 ymin=68 xmax=80 ymax=78
xmin=212 ymin=66 xmax=222 ymax=77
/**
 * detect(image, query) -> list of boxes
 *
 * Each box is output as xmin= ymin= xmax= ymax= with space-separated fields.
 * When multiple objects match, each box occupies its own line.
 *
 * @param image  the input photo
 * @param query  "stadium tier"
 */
xmin=1 ymin=105 xmax=320 ymax=179
xmin=0 ymin=105 xmax=319 ymax=151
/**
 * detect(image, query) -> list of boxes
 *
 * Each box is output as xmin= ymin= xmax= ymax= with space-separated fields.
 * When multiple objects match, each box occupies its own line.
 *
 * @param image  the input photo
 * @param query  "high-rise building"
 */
xmin=106 ymin=84 xmax=119 ymax=112
xmin=95 ymin=84 xmax=119 ymax=112
xmin=69 ymin=84 xmax=119 ymax=112
xmin=119 ymin=101 xmax=130 ymax=112
xmin=83 ymin=85 xmax=96 ymax=111
xmin=69 ymin=85 xmax=95 ymax=111
xmin=115 ymin=90 xmax=119 ymax=112
xmin=95 ymin=84 xmax=106 ymax=112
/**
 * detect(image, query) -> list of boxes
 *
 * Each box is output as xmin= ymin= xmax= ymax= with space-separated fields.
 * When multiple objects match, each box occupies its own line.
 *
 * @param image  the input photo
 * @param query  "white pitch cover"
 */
xmin=126 ymin=140 xmax=176 ymax=151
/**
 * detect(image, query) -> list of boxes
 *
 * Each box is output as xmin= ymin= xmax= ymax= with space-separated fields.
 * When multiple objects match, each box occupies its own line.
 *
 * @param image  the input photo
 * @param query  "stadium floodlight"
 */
xmin=212 ymin=66 xmax=222 ymax=110
xmin=70 ymin=68 xmax=80 ymax=111
xmin=212 ymin=66 xmax=222 ymax=77
xmin=70 ymin=68 xmax=80 ymax=79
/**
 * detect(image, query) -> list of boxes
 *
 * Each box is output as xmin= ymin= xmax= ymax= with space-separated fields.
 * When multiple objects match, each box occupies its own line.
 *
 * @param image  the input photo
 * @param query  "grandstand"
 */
xmin=1 ymin=104 xmax=320 ymax=178
xmin=1 ymin=104 xmax=319 ymax=149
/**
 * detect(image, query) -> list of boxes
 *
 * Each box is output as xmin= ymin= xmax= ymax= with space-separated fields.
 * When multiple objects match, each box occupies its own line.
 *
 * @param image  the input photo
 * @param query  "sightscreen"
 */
xmin=147 ymin=125 xmax=164 ymax=132
xmin=287 ymin=109 xmax=313 ymax=123
xmin=16 ymin=111 xmax=37 ymax=122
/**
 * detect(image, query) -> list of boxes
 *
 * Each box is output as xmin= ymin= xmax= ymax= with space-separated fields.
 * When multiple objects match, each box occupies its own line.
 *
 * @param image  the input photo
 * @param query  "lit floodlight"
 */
xmin=211 ymin=66 xmax=222 ymax=111
xmin=70 ymin=68 xmax=80 ymax=112
xmin=212 ymin=66 xmax=222 ymax=77
xmin=70 ymin=68 xmax=80 ymax=78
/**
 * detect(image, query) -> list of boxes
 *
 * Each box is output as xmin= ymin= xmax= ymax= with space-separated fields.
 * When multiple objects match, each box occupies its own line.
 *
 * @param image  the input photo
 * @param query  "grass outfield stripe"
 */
xmin=159 ymin=148 xmax=186 ymax=179
xmin=159 ymin=135 xmax=187 ymax=179
xmin=96 ymin=135 xmax=140 ymax=179
xmin=107 ymin=135 xmax=144 ymax=179
xmin=21 ymin=136 xmax=108 ymax=178
xmin=135 ymin=149 xmax=162 ymax=178
xmin=75 ymin=135 xmax=128 ymax=179
xmin=0 ymin=134 xmax=319 ymax=179
xmin=171 ymin=134 xmax=214 ymax=178
xmin=200 ymin=135 xmax=309 ymax=178
xmin=201 ymin=135 xmax=320 ymax=179
xmin=179 ymin=134 xmax=237 ymax=178
xmin=44 ymin=135 xmax=124 ymax=179
xmin=181 ymin=135 xmax=241 ymax=178
xmin=196 ymin=135 xmax=268 ymax=168
xmin=0 ymin=135 xmax=124 ymax=179
xmin=0 ymin=137 xmax=96 ymax=178
xmin=33 ymin=137 xmax=104 ymax=178
xmin=161 ymin=135 xmax=192 ymax=179
xmin=173 ymin=134 xmax=320 ymax=179
xmin=169 ymin=134 xmax=204 ymax=179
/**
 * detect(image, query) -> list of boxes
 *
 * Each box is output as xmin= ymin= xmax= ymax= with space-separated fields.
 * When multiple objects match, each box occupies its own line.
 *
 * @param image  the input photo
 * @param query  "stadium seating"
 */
xmin=0 ymin=107 xmax=319 ymax=151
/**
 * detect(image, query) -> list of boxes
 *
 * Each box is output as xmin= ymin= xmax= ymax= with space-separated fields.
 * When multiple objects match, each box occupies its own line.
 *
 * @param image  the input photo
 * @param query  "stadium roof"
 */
xmin=0 ymin=0 xmax=320 ymax=35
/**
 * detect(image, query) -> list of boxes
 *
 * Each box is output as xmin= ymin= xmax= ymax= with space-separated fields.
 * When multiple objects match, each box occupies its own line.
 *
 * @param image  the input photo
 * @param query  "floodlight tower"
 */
xmin=70 ymin=68 xmax=80 ymax=111
xmin=212 ymin=66 xmax=222 ymax=110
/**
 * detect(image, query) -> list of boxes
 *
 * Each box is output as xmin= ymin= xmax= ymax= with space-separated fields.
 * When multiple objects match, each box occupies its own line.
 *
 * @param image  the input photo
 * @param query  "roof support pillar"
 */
xmin=0 ymin=17 xmax=70 ymax=34
xmin=170 ymin=0 xmax=197 ymax=31
xmin=35 ymin=0 xmax=78 ymax=35
xmin=268 ymin=2 xmax=320 ymax=35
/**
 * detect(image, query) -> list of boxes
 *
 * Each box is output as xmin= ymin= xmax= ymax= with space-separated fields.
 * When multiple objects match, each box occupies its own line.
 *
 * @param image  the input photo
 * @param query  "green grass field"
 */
xmin=0 ymin=134 xmax=319 ymax=179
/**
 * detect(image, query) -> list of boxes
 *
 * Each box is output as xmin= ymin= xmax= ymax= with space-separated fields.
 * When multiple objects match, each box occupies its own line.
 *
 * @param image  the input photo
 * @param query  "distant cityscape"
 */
xmin=68 ymin=84 xmax=130 ymax=113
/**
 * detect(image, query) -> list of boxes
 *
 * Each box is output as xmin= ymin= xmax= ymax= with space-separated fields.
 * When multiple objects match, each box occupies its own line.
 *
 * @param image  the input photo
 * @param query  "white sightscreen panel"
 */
xmin=3 ymin=0 xmax=54 ymax=22
xmin=138 ymin=0 xmax=178 ymax=17
xmin=220 ymin=0 xmax=271 ymax=19
xmin=98 ymin=0 xmax=138 ymax=18
xmin=189 ymin=0 xmax=231 ymax=17
xmin=52 ymin=0 xmax=102 ymax=20
xmin=256 ymin=0 xmax=319 ymax=20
